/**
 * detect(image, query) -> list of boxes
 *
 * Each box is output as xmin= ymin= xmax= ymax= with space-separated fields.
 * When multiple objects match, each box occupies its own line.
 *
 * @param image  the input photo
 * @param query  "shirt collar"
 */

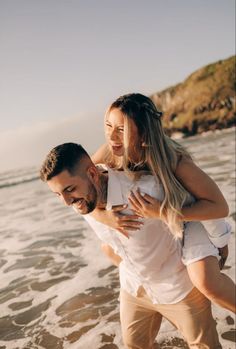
xmin=106 ymin=168 xmax=124 ymax=210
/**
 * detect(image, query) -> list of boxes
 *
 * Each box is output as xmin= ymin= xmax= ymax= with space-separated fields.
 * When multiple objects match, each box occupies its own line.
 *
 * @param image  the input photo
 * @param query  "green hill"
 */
xmin=150 ymin=56 xmax=235 ymax=136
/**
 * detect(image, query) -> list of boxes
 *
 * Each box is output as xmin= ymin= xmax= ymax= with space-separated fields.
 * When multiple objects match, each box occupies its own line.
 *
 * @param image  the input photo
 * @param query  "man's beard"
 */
xmin=73 ymin=180 xmax=98 ymax=214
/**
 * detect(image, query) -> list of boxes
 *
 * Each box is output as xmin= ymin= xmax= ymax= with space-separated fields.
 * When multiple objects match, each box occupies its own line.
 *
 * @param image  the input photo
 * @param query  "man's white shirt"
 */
xmin=83 ymin=168 xmax=231 ymax=304
xmin=84 ymin=169 xmax=193 ymax=304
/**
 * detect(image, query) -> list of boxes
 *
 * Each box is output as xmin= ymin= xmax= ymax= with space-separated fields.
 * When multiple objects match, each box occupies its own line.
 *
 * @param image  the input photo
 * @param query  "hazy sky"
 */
xmin=0 ymin=0 xmax=235 ymax=171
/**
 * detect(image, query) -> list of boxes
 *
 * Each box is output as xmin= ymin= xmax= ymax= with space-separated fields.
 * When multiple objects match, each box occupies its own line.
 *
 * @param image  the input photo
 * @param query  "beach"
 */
xmin=0 ymin=128 xmax=235 ymax=349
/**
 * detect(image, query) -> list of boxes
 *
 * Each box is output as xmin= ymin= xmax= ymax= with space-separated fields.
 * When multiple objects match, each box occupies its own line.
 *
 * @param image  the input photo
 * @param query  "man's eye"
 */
xmin=105 ymin=123 xmax=112 ymax=127
xmin=66 ymin=187 xmax=75 ymax=193
xmin=118 ymin=128 xmax=124 ymax=132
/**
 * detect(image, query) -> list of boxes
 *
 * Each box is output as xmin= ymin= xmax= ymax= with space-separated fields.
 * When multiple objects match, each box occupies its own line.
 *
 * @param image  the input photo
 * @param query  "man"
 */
xmin=40 ymin=142 xmax=222 ymax=349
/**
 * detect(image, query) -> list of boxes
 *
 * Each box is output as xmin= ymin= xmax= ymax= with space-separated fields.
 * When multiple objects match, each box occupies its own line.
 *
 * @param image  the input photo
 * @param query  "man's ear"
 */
xmin=87 ymin=165 xmax=99 ymax=184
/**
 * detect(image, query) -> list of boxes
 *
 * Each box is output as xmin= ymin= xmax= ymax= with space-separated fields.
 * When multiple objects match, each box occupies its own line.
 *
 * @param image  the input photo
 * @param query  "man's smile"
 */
xmin=73 ymin=198 xmax=85 ymax=209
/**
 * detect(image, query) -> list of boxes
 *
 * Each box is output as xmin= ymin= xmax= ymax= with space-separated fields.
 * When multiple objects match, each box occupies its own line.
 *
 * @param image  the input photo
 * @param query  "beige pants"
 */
xmin=120 ymin=287 xmax=222 ymax=349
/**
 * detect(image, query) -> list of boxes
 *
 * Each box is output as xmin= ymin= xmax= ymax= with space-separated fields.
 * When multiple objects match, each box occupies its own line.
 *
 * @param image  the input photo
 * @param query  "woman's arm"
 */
xmin=91 ymin=144 xmax=143 ymax=236
xmin=91 ymin=143 xmax=109 ymax=164
xmin=175 ymin=156 xmax=229 ymax=221
xmin=128 ymin=157 xmax=229 ymax=222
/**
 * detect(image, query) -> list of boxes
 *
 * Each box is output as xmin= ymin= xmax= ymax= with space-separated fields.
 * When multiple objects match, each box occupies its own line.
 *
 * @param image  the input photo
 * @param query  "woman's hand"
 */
xmin=128 ymin=189 xmax=161 ymax=219
xmin=90 ymin=205 xmax=144 ymax=238
xmin=218 ymin=245 xmax=228 ymax=270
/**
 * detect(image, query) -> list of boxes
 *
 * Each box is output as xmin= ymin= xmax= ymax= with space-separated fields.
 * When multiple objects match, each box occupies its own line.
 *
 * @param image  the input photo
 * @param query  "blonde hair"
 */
xmin=106 ymin=93 xmax=192 ymax=238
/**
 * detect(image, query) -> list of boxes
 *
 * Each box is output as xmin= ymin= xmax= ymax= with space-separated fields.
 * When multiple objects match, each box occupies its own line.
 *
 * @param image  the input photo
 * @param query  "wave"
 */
xmin=0 ymin=128 xmax=234 ymax=190
xmin=0 ymin=167 xmax=39 ymax=189
xmin=0 ymin=176 xmax=39 ymax=189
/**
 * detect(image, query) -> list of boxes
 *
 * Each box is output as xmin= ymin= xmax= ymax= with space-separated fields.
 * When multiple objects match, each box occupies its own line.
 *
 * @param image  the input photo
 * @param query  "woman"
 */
xmin=92 ymin=93 xmax=235 ymax=313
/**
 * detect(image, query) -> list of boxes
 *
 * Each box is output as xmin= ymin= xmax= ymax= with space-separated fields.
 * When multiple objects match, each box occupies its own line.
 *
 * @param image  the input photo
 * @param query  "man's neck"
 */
xmin=96 ymin=173 xmax=108 ymax=209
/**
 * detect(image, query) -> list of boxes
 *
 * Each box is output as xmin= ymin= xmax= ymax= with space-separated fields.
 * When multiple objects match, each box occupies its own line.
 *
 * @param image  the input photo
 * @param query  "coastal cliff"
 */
xmin=150 ymin=55 xmax=235 ymax=137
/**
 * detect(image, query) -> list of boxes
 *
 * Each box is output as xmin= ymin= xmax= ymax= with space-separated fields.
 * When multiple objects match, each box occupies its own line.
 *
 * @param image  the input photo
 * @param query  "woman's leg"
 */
xmin=187 ymin=256 xmax=236 ymax=313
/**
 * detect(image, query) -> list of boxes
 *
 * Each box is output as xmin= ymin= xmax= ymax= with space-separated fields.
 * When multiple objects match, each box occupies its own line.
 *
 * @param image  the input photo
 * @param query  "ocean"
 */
xmin=0 ymin=128 xmax=235 ymax=349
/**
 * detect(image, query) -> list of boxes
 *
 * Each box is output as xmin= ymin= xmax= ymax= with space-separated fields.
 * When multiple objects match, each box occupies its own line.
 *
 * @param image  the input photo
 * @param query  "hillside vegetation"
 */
xmin=150 ymin=55 xmax=235 ymax=136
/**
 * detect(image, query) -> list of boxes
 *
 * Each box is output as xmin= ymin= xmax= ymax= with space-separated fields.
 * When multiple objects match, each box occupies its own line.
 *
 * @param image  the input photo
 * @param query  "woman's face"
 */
xmin=105 ymin=108 xmax=140 ymax=159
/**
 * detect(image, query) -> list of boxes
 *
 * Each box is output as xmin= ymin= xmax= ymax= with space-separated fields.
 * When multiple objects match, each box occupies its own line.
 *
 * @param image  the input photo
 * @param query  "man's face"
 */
xmin=47 ymin=169 xmax=98 ymax=214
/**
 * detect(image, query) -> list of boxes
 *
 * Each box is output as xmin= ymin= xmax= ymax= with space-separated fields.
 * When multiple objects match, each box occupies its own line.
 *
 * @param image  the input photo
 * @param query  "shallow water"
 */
xmin=0 ymin=128 xmax=235 ymax=349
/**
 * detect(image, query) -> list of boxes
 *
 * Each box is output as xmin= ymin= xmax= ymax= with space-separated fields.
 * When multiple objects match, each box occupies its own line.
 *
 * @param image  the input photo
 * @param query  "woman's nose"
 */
xmin=110 ymin=128 xmax=119 ymax=141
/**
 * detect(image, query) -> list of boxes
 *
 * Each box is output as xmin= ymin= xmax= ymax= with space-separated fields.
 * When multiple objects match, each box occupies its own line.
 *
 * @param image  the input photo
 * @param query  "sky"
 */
xmin=0 ymin=0 xmax=235 ymax=171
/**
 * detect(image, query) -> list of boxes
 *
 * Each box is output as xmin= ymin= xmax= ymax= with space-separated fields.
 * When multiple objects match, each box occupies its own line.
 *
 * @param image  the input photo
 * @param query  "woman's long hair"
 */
xmin=105 ymin=93 xmax=192 ymax=238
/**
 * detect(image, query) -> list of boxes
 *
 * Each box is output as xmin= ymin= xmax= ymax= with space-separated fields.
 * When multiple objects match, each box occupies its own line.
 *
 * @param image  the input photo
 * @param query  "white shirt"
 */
xmin=84 ymin=169 xmax=193 ymax=304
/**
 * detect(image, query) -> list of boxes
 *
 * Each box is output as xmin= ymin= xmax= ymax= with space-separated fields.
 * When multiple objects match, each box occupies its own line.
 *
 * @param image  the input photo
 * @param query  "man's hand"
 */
xmin=218 ymin=245 xmax=228 ymax=270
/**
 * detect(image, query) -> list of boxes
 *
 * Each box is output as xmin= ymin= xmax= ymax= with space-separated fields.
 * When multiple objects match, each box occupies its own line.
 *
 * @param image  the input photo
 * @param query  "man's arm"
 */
xmin=101 ymin=243 xmax=122 ymax=267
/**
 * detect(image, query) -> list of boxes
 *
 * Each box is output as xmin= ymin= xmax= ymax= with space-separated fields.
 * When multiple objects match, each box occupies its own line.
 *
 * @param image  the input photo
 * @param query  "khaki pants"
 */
xmin=120 ymin=287 xmax=222 ymax=349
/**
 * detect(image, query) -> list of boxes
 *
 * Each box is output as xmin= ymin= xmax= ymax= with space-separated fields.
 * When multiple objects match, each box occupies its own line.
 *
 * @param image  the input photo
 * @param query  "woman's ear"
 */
xmin=141 ymin=141 xmax=148 ymax=147
xmin=140 ymin=134 xmax=147 ymax=147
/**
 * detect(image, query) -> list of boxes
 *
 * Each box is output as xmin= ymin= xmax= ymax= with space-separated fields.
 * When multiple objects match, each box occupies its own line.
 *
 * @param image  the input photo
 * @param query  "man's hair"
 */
xmin=40 ymin=143 xmax=89 ymax=181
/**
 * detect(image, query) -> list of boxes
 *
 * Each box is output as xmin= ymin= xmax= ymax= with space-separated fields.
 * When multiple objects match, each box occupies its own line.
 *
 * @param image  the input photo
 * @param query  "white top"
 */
xmin=84 ymin=169 xmax=193 ymax=304
xmin=201 ymin=219 xmax=231 ymax=248
xmin=105 ymin=167 xmax=231 ymax=248
xmin=83 ymin=168 xmax=231 ymax=303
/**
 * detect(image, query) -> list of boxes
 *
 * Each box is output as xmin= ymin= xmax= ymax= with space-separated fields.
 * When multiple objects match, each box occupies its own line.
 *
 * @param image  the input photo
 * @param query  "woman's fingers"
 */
xmin=134 ymin=189 xmax=150 ymax=204
xmin=135 ymin=189 xmax=158 ymax=207
xmin=128 ymin=189 xmax=151 ymax=215
xmin=119 ymin=214 xmax=142 ymax=221
xmin=128 ymin=198 xmax=139 ymax=212
xmin=117 ymin=222 xmax=144 ymax=238
xmin=117 ymin=226 xmax=142 ymax=238
xmin=117 ymin=228 xmax=130 ymax=238
xmin=122 ymin=226 xmax=142 ymax=231
xmin=128 ymin=192 xmax=141 ymax=208
xmin=129 ymin=189 xmax=152 ymax=206
xmin=117 ymin=213 xmax=143 ymax=229
xmin=121 ymin=220 xmax=143 ymax=228
xmin=112 ymin=204 xmax=128 ymax=211
xmin=110 ymin=208 xmax=144 ymax=233
xmin=142 ymin=193 xmax=157 ymax=204
xmin=218 ymin=245 xmax=228 ymax=270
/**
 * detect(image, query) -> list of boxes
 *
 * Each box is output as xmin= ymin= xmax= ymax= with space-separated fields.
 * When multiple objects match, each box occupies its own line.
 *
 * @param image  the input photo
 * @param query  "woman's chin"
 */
xmin=110 ymin=146 xmax=124 ymax=157
xmin=114 ymin=151 xmax=123 ymax=157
